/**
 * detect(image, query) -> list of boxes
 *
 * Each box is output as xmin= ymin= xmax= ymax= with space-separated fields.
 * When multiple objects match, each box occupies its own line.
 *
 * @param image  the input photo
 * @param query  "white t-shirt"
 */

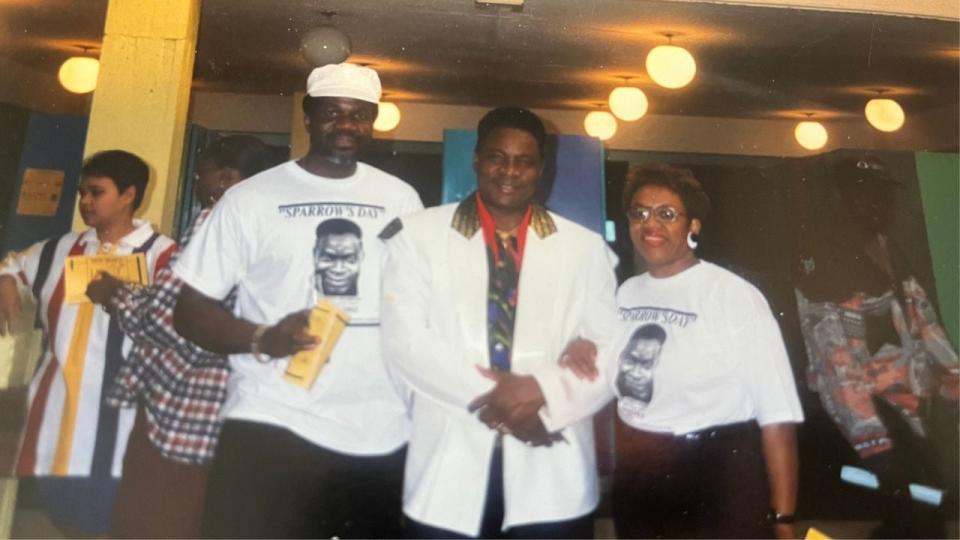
xmin=613 ymin=260 xmax=803 ymax=434
xmin=173 ymin=160 xmax=423 ymax=455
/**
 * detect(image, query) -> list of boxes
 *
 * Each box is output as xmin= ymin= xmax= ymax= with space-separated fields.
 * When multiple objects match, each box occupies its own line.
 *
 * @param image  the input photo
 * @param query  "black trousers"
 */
xmin=201 ymin=420 xmax=405 ymax=539
xmin=405 ymin=446 xmax=595 ymax=539
xmin=613 ymin=420 xmax=772 ymax=539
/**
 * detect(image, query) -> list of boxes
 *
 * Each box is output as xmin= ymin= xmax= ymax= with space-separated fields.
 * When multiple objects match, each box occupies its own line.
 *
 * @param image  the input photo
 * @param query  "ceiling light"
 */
xmin=608 ymin=84 xmax=648 ymax=122
xmin=58 ymin=56 xmax=99 ymax=94
xmin=300 ymin=26 xmax=352 ymax=66
xmin=584 ymin=110 xmax=617 ymax=141
xmin=374 ymin=102 xmax=401 ymax=132
xmin=646 ymin=35 xmax=696 ymax=89
xmin=794 ymin=120 xmax=828 ymax=150
xmin=864 ymin=97 xmax=905 ymax=132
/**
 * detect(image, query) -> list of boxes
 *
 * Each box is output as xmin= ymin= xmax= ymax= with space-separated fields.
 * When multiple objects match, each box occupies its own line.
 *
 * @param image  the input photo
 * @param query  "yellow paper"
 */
xmin=63 ymin=254 xmax=149 ymax=304
xmin=805 ymin=527 xmax=832 ymax=540
xmin=16 ymin=169 xmax=65 ymax=217
xmin=284 ymin=300 xmax=350 ymax=389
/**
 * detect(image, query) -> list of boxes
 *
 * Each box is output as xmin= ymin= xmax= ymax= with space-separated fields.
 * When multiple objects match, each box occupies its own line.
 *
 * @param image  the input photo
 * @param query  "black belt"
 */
xmin=635 ymin=420 xmax=758 ymax=443
xmin=680 ymin=421 xmax=757 ymax=441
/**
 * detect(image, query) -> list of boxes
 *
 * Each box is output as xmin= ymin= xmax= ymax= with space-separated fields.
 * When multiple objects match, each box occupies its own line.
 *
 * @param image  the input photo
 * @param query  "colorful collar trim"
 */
xmin=451 ymin=192 xmax=557 ymax=240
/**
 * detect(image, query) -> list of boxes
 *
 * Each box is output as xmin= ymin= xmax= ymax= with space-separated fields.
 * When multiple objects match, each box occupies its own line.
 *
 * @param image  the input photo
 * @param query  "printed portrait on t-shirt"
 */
xmin=313 ymin=218 xmax=364 ymax=296
xmin=279 ymin=200 xmax=389 ymax=325
xmin=616 ymin=323 xmax=666 ymax=407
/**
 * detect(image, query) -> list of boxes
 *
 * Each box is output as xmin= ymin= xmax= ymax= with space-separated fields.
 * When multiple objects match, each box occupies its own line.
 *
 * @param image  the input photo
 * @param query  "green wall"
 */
xmin=915 ymin=152 xmax=959 ymax=348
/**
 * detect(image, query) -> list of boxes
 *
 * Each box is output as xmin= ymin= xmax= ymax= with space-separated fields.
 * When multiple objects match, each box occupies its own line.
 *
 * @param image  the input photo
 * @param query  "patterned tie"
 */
xmin=487 ymin=232 xmax=520 ymax=372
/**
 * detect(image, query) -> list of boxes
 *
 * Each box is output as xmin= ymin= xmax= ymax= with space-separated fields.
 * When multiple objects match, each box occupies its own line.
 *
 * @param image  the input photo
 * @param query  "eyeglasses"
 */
xmin=626 ymin=205 xmax=686 ymax=223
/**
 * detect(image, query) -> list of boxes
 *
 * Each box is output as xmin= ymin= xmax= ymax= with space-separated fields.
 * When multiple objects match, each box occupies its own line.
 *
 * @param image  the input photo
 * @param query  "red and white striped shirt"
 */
xmin=0 ymin=221 xmax=175 ymax=478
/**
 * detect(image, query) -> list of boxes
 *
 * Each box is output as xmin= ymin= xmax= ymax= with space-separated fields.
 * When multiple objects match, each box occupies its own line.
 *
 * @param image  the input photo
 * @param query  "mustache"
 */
xmin=326 ymin=129 xmax=359 ymax=141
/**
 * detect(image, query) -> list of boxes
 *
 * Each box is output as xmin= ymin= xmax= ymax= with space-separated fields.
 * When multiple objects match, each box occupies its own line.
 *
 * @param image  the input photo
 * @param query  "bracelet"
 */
xmin=763 ymin=509 xmax=796 ymax=525
xmin=250 ymin=324 xmax=270 ymax=363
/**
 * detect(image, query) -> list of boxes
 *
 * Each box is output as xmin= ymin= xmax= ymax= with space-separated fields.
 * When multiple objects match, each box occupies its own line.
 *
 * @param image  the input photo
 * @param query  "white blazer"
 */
xmin=381 ymin=199 xmax=618 ymax=536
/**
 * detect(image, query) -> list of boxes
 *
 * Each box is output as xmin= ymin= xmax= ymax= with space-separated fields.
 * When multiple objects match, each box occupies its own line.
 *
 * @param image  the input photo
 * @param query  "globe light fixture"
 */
xmin=794 ymin=120 xmax=828 ymax=150
xmin=646 ymin=35 xmax=696 ymax=89
xmin=300 ymin=25 xmax=352 ymax=66
xmin=58 ymin=56 xmax=99 ymax=94
xmin=584 ymin=110 xmax=617 ymax=141
xmin=864 ymin=97 xmax=905 ymax=132
xmin=374 ymin=101 xmax=401 ymax=132
xmin=608 ymin=84 xmax=648 ymax=122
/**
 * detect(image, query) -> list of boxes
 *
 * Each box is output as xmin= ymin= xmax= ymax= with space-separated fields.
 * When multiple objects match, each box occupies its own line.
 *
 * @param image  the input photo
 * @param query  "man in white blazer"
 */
xmin=381 ymin=107 xmax=618 ymax=538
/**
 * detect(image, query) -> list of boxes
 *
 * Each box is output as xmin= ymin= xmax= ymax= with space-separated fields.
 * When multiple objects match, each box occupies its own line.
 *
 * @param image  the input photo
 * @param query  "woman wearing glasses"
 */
xmin=563 ymin=162 xmax=803 ymax=538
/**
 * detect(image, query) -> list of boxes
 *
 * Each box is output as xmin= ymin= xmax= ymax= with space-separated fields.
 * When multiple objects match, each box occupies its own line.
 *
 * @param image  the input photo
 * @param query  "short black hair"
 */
xmin=201 ymin=135 xmax=278 ymax=179
xmin=81 ymin=150 xmax=149 ymax=210
xmin=475 ymin=107 xmax=546 ymax=157
xmin=315 ymin=218 xmax=362 ymax=240
xmin=623 ymin=162 xmax=711 ymax=225
xmin=630 ymin=323 xmax=667 ymax=344
xmin=302 ymin=95 xmax=323 ymax=116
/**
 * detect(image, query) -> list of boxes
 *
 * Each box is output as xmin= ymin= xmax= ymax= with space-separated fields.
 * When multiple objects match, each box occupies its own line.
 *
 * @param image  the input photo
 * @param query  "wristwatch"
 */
xmin=763 ymin=509 xmax=796 ymax=525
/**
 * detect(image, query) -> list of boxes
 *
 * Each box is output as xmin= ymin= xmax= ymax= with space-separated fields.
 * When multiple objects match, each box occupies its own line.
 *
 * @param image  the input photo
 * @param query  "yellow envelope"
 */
xmin=284 ymin=300 xmax=350 ymax=389
xmin=63 ymin=253 xmax=149 ymax=304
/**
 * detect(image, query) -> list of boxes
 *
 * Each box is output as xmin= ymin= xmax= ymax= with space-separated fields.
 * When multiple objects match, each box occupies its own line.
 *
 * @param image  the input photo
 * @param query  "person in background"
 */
xmin=381 ymin=107 xmax=619 ymax=539
xmin=795 ymin=155 xmax=959 ymax=538
xmin=171 ymin=63 xmax=423 ymax=539
xmin=0 ymin=150 xmax=176 ymax=537
xmin=558 ymin=162 xmax=804 ymax=539
xmin=84 ymin=135 xmax=277 ymax=539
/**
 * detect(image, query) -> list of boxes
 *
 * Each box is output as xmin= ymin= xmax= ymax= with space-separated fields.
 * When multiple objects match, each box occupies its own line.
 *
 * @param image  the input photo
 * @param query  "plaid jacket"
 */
xmin=105 ymin=208 xmax=235 ymax=465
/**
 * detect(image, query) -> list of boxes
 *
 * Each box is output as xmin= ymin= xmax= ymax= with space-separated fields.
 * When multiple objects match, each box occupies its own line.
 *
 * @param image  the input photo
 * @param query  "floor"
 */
xmin=9 ymin=500 xmax=959 ymax=539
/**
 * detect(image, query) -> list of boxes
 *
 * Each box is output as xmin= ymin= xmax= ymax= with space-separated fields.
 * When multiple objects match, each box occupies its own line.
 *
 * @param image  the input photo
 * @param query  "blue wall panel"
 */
xmin=3 ymin=113 xmax=88 ymax=254
xmin=546 ymin=134 xmax=605 ymax=234
xmin=441 ymin=129 xmax=479 ymax=205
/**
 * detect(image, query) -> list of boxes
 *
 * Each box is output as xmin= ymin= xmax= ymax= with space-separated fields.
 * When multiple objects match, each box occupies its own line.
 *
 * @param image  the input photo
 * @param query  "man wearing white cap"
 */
xmin=171 ymin=63 xmax=423 ymax=538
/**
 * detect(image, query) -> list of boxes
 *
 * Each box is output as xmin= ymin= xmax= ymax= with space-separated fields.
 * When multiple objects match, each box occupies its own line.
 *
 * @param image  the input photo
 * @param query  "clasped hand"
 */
xmin=465 ymin=338 xmax=600 ymax=446
xmin=467 ymin=368 xmax=557 ymax=447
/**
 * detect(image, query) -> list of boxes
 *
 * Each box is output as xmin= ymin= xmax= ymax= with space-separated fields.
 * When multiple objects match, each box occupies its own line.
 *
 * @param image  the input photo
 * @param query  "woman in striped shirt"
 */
xmin=0 ymin=150 xmax=176 ymax=536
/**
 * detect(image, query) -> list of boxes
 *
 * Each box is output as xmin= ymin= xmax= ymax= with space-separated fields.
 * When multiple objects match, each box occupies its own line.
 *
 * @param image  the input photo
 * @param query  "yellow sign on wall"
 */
xmin=16 ymin=168 xmax=65 ymax=217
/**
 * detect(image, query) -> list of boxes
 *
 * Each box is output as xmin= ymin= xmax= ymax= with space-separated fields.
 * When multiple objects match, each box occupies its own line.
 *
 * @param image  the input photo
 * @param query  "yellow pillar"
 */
xmin=73 ymin=0 xmax=200 ymax=235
